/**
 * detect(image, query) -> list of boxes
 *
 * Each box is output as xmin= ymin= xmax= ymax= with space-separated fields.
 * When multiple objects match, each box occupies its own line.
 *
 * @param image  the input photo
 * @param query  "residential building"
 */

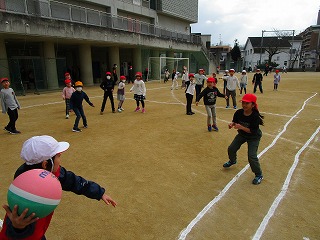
xmin=0 ymin=0 xmax=208 ymax=94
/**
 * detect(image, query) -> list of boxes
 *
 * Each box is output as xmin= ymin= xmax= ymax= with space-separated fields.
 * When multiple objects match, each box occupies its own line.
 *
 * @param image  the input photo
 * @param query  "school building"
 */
xmin=0 ymin=0 xmax=210 ymax=94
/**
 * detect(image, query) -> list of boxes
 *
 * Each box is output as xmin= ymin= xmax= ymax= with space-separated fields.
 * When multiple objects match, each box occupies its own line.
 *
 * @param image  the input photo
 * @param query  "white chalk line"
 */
xmin=177 ymin=92 xmax=317 ymax=240
xmin=252 ymin=126 xmax=320 ymax=240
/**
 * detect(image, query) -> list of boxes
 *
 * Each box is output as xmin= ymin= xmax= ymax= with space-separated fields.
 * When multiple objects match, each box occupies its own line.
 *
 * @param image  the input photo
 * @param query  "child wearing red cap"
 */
xmin=273 ymin=70 xmax=281 ymax=91
xmin=100 ymin=71 xmax=116 ymax=114
xmin=130 ymin=72 xmax=146 ymax=113
xmin=185 ymin=73 xmax=196 ymax=115
xmin=62 ymin=79 xmax=75 ymax=119
xmin=1 ymin=78 xmax=21 ymax=134
xmin=196 ymin=77 xmax=226 ymax=131
xmin=117 ymin=76 xmax=126 ymax=112
xmin=223 ymin=93 xmax=264 ymax=185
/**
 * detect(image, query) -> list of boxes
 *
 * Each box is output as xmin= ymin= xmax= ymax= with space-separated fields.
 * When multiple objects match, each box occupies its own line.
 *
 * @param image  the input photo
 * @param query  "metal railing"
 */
xmin=0 ymin=0 xmax=202 ymax=45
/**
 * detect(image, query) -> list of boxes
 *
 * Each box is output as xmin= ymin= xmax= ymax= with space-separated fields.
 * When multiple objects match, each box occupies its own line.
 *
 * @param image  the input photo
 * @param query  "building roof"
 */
xmin=248 ymin=36 xmax=298 ymax=48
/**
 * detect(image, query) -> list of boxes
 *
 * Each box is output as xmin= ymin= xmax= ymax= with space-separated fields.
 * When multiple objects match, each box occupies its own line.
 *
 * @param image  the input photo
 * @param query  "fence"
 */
xmin=0 ymin=0 xmax=201 ymax=44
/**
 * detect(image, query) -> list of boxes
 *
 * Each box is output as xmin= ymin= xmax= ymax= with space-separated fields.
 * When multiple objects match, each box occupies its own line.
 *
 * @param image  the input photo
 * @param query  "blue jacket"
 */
xmin=70 ymin=91 xmax=93 ymax=109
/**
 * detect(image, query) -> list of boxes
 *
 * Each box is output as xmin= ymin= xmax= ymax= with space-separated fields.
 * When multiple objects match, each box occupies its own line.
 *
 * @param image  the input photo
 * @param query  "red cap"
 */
xmin=120 ymin=75 xmax=126 ymax=80
xmin=188 ymin=73 xmax=195 ymax=78
xmin=0 ymin=77 xmax=9 ymax=83
xmin=241 ymin=93 xmax=258 ymax=110
xmin=64 ymin=79 xmax=71 ymax=84
xmin=106 ymin=71 xmax=111 ymax=75
xmin=207 ymin=77 xmax=216 ymax=83
xmin=275 ymin=69 xmax=279 ymax=73
xmin=229 ymin=69 xmax=235 ymax=72
xmin=135 ymin=72 xmax=142 ymax=77
xmin=64 ymin=72 xmax=70 ymax=76
xmin=199 ymin=68 xmax=204 ymax=72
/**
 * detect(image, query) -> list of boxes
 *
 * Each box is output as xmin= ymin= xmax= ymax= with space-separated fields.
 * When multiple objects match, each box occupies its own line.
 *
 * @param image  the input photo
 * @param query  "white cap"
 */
xmin=21 ymin=135 xmax=70 ymax=165
xmin=224 ymin=70 xmax=229 ymax=73
xmin=242 ymin=70 xmax=246 ymax=73
xmin=229 ymin=69 xmax=235 ymax=72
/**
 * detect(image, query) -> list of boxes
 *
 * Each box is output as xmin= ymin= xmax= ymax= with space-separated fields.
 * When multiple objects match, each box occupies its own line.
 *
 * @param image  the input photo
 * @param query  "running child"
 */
xmin=130 ymin=72 xmax=146 ymax=113
xmin=223 ymin=93 xmax=264 ymax=185
xmin=70 ymin=81 xmax=95 ymax=132
xmin=273 ymin=69 xmax=281 ymax=91
xmin=196 ymin=77 xmax=226 ymax=131
xmin=225 ymin=69 xmax=240 ymax=109
xmin=117 ymin=75 xmax=126 ymax=112
xmin=185 ymin=73 xmax=196 ymax=115
xmin=1 ymin=78 xmax=21 ymax=134
xmin=62 ymin=79 xmax=75 ymax=119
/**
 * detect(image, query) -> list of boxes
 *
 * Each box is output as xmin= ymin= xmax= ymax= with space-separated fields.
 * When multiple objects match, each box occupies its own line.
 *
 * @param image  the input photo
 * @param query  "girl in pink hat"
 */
xmin=223 ymin=93 xmax=265 ymax=185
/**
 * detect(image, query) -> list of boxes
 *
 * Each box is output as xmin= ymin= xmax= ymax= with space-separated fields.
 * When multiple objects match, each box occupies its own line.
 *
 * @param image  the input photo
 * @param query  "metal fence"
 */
xmin=0 ymin=0 xmax=202 ymax=45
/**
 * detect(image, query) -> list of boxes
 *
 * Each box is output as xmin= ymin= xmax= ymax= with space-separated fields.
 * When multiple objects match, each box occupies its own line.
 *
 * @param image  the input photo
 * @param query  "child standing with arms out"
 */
xmin=62 ymin=79 xmax=75 ymax=119
xmin=223 ymin=93 xmax=264 ymax=185
xmin=117 ymin=75 xmax=126 ymax=112
xmin=273 ymin=69 xmax=281 ymax=91
xmin=164 ymin=69 xmax=170 ymax=83
xmin=185 ymin=73 xmax=196 ymax=115
xmin=194 ymin=68 xmax=207 ymax=100
xmin=252 ymin=69 xmax=263 ymax=93
xmin=130 ymin=72 xmax=146 ymax=113
xmin=70 ymin=81 xmax=95 ymax=132
xmin=196 ymin=77 xmax=226 ymax=131
xmin=1 ymin=78 xmax=21 ymax=134
xmin=240 ymin=70 xmax=248 ymax=95
xmin=0 ymin=135 xmax=116 ymax=239
xmin=100 ymin=71 xmax=116 ymax=114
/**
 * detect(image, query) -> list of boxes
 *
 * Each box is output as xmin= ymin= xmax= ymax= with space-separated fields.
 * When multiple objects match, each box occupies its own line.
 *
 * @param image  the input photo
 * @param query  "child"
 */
xmin=252 ymin=69 xmax=263 ymax=93
xmin=70 ymin=81 xmax=95 ymax=132
xmin=117 ymin=75 xmax=126 ymax=112
xmin=196 ymin=77 xmax=226 ymax=131
xmin=225 ymin=69 xmax=240 ymax=109
xmin=1 ymin=78 xmax=21 ymax=134
xmin=240 ymin=70 xmax=248 ymax=95
xmin=130 ymin=72 xmax=146 ymax=113
xmin=223 ymin=93 xmax=264 ymax=185
xmin=185 ymin=73 xmax=196 ymax=115
xmin=62 ymin=79 xmax=75 ymax=119
xmin=273 ymin=69 xmax=281 ymax=91
xmin=164 ymin=69 xmax=170 ymax=83
xmin=181 ymin=66 xmax=188 ymax=89
xmin=0 ymin=135 xmax=117 ymax=239
xmin=194 ymin=68 xmax=207 ymax=100
xmin=64 ymin=72 xmax=74 ymax=86
xmin=100 ymin=71 xmax=116 ymax=114
xmin=220 ymin=70 xmax=229 ymax=95
xmin=212 ymin=72 xmax=218 ymax=84
xmin=171 ymin=69 xmax=179 ymax=90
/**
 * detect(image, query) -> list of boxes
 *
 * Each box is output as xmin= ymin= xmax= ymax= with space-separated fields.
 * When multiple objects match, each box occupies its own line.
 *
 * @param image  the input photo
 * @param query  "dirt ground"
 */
xmin=0 ymin=72 xmax=319 ymax=240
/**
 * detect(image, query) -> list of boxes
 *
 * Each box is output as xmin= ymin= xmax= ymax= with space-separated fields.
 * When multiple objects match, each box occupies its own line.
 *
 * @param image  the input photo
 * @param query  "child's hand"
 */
xmin=2 ymin=204 xmax=39 ymax=229
xmin=101 ymin=194 xmax=117 ymax=207
xmin=225 ymin=96 xmax=228 ymax=99
xmin=195 ymin=102 xmax=199 ymax=106
xmin=228 ymin=122 xmax=234 ymax=129
xmin=233 ymin=123 xmax=243 ymax=130
xmin=91 ymin=104 xmax=95 ymax=107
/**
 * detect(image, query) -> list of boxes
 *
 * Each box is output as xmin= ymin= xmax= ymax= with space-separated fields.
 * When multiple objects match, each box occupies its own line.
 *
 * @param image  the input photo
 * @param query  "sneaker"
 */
xmin=233 ymin=106 xmax=237 ymax=109
xmin=191 ymin=112 xmax=195 ymax=115
xmin=226 ymin=106 xmax=230 ymax=108
xmin=207 ymin=125 xmax=212 ymax=132
xmin=72 ymin=128 xmax=82 ymax=132
xmin=83 ymin=125 xmax=88 ymax=129
xmin=141 ymin=108 xmax=145 ymax=113
xmin=134 ymin=107 xmax=140 ymax=112
xmin=117 ymin=109 xmax=122 ymax=113
xmin=223 ymin=161 xmax=237 ymax=168
xmin=212 ymin=125 xmax=219 ymax=131
xmin=66 ymin=114 xmax=69 ymax=119
xmin=100 ymin=111 xmax=103 ymax=115
xmin=10 ymin=130 xmax=21 ymax=134
xmin=3 ymin=127 xmax=11 ymax=133
xmin=120 ymin=107 xmax=124 ymax=111
xmin=252 ymin=175 xmax=263 ymax=185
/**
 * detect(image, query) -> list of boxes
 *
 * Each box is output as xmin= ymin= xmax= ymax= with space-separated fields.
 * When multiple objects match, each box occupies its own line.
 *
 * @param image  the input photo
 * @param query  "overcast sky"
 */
xmin=191 ymin=0 xmax=320 ymax=46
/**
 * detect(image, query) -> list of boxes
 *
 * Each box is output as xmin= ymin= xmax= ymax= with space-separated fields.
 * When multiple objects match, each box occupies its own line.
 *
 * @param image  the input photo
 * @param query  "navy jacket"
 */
xmin=70 ymin=91 xmax=93 ymax=109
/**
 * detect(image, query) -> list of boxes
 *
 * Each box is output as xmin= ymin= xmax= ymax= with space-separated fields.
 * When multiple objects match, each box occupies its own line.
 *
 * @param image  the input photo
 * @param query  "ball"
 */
xmin=7 ymin=169 xmax=62 ymax=218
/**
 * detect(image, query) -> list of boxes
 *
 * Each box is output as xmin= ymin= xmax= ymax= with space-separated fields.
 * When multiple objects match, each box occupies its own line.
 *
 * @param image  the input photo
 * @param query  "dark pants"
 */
xmin=136 ymin=100 xmax=145 ymax=108
xmin=73 ymin=106 xmax=87 ymax=129
xmin=254 ymin=81 xmax=263 ymax=93
xmin=65 ymin=99 xmax=71 ymax=115
xmin=225 ymin=89 xmax=237 ymax=107
xmin=186 ymin=93 xmax=193 ymax=113
xmin=101 ymin=91 xmax=115 ymax=112
xmin=195 ymin=84 xmax=202 ymax=100
xmin=228 ymin=131 xmax=262 ymax=176
xmin=6 ymin=108 xmax=18 ymax=131
xmin=274 ymin=84 xmax=278 ymax=90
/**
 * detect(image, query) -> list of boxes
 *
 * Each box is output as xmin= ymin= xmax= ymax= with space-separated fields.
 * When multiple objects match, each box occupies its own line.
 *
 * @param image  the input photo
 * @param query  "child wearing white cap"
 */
xmin=0 ymin=135 xmax=117 ymax=239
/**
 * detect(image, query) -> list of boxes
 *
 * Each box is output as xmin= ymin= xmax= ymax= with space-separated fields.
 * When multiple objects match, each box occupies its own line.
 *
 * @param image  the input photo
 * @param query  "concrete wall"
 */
xmin=160 ymin=0 xmax=198 ymax=23
xmin=157 ymin=14 xmax=190 ymax=33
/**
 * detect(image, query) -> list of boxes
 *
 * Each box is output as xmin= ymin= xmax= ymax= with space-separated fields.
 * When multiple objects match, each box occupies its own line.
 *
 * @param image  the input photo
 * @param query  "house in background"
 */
xmin=243 ymin=36 xmax=302 ymax=71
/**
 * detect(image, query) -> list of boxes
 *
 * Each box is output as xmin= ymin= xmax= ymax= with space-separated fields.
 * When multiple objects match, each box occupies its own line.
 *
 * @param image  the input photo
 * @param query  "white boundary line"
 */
xmin=252 ymin=126 xmax=320 ymax=240
xmin=177 ymin=93 xmax=317 ymax=240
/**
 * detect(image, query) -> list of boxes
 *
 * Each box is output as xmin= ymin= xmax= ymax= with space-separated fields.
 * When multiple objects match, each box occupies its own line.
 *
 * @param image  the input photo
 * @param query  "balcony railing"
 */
xmin=0 ymin=0 xmax=202 ymax=45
